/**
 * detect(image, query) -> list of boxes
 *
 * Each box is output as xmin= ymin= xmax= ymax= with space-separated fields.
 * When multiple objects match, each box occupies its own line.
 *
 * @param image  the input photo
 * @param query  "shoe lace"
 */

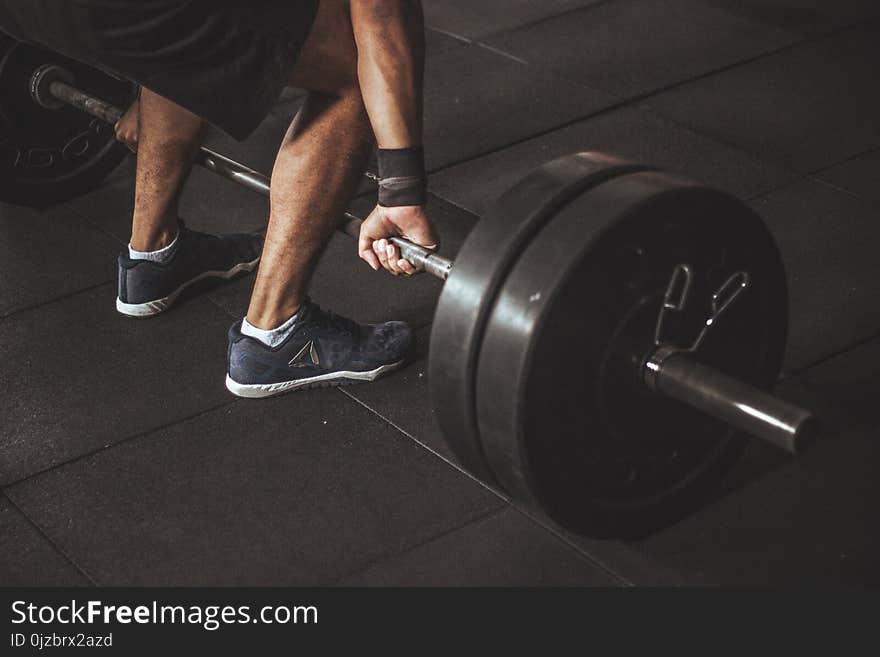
xmin=312 ymin=303 xmax=360 ymax=337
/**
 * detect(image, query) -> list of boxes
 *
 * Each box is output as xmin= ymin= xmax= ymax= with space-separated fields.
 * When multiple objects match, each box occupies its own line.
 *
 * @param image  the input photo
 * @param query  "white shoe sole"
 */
xmin=225 ymin=360 xmax=405 ymax=398
xmin=116 ymin=257 xmax=260 ymax=317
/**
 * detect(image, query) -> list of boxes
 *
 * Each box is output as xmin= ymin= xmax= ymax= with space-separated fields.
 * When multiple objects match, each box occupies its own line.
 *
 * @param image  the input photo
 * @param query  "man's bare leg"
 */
xmin=226 ymin=0 xmax=432 ymax=395
xmin=245 ymin=1 xmax=372 ymax=330
xmin=116 ymin=87 xmax=262 ymax=318
xmin=129 ymin=88 xmax=206 ymax=252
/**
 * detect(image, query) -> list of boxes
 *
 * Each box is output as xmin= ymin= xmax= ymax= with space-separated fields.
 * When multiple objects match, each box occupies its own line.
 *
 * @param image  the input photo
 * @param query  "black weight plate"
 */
xmin=476 ymin=170 xmax=787 ymax=537
xmin=0 ymin=34 xmax=136 ymax=206
xmin=429 ymin=153 xmax=654 ymax=483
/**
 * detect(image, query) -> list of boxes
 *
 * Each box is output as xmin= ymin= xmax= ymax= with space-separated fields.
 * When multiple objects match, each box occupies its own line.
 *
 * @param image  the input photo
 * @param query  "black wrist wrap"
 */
xmin=377 ymin=146 xmax=427 ymax=207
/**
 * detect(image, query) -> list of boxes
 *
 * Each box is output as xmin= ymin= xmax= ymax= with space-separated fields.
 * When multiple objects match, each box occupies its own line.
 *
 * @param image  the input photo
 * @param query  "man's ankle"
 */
xmin=245 ymin=302 xmax=304 ymax=332
xmin=242 ymin=305 xmax=305 ymax=348
xmin=130 ymin=223 xmax=180 ymax=253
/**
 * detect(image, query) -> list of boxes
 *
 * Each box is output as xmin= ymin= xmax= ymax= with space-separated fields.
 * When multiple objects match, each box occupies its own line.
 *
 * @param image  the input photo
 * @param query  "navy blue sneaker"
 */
xmin=117 ymin=221 xmax=263 ymax=317
xmin=225 ymin=300 xmax=413 ymax=397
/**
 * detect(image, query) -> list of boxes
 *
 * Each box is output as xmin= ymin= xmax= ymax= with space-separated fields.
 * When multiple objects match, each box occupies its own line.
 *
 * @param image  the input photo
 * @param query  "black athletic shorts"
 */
xmin=0 ymin=0 xmax=319 ymax=139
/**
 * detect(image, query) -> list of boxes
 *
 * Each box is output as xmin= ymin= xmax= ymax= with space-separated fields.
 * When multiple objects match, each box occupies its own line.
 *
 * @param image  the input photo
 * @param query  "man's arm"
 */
xmin=351 ymin=0 xmax=423 ymax=147
xmin=350 ymin=0 xmax=438 ymax=275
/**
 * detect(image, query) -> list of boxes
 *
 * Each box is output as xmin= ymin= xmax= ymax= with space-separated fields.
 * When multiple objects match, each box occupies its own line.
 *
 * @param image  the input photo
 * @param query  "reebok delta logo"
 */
xmin=288 ymin=340 xmax=319 ymax=368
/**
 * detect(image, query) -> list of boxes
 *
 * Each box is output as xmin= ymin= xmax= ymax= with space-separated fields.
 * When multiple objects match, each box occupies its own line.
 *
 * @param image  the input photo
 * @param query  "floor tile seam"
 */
xmin=424 ymin=26 xmax=474 ymax=47
xmin=424 ymin=98 xmax=635 ymax=176
xmin=336 ymin=501 xmax=632 ymax=587
xmin=806 ymin=176 xmax=871 ymax=202
xmin=2 ymin=400 xmax=238 ymax=489
xmin=424 ymin=100 xmax=806 ymax=205
xmin=503 ymin=503 xmax=636 ymax=587
xmin=422 ymin=185 xmax=484 ymax=219
xmin=426 ymin=0 xmax=622 ymax=44
xmin=1 ymin=489 xmax=98 ymax=586
xmin=68 ymin=204 xmax=129 ymax=246
xmin=475 ymin=18 xmax=869 ymax=143
xmin=632 ymin=103 xmax=808 ymax=182
xmin=0 ymin=280 xmax=114 ymax=321
xmin=422 ymin=51 xmax=823 ymax=184
xmin=808 ymin=147 xmax=880 ymax=176
xmin=785 ymin=331 xmax=880 ymax=378
xmin=336 ymin=388 xmax=633 ymax=586
xmin=332 ymin=506 xmax=506 ymax=584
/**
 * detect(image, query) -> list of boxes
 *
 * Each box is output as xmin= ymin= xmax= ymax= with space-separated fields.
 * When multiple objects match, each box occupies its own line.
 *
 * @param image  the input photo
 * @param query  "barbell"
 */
xmin=0 ymin=37 xmax=817 ymax=537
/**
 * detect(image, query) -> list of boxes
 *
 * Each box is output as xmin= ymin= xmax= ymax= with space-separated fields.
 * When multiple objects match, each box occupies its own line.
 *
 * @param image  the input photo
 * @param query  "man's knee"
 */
xmin=137 ymin=88 xmax=205 ymax=147
xmin=288 ymin=0 xmax=360 ymax=96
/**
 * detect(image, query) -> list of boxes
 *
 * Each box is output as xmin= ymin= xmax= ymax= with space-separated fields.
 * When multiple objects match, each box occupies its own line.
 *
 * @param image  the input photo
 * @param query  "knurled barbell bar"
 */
xmin=0 ymin=43 xmax=817 ymax=537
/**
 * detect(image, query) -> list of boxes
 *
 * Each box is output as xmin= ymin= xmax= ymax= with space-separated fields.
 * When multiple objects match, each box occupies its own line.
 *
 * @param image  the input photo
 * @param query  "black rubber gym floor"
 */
xmin=2 ymin=0 xmax=879 ymax=586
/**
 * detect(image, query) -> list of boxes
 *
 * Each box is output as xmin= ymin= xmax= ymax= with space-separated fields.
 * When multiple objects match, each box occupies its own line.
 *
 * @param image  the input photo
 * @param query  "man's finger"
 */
xmin=398 ymin=259 xmax=416 ymax=276
xmin=386 ymin=243 xmax=402 ymax=275
xmin=360 ymin=248 xmax=381 ymax=271
xmin=374 ymin=239 xmax=392 ymax=273
xmin=358 ymin=230 xmax=375 ymax=263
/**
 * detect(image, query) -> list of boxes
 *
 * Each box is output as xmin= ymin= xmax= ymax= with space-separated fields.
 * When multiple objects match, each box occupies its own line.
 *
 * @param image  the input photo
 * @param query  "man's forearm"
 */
xmin=350 ymin=0 xmax=425 ymax=149
xmin=350 ymin=1 xmax=437 ymax=271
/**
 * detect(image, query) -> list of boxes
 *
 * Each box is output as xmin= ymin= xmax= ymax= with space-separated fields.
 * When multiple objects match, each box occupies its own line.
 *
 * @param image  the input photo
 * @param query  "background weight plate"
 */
xmin=476 ymin=170 xmax=787 ymax=537
xmin=429 ymin=152 xmax=654 ymax=482
xmin=0 ymin=34 xmax=136 ymax=207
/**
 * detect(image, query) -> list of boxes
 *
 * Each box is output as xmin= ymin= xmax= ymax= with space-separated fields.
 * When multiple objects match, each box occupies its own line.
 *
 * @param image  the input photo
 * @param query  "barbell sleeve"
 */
xmin=48 ymin=79 xmax=123 ymax=124
xmin=644 ymin=347 xmax=817 ymax=454
xmin=48 ymin=78 xmax=454 ymax=280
